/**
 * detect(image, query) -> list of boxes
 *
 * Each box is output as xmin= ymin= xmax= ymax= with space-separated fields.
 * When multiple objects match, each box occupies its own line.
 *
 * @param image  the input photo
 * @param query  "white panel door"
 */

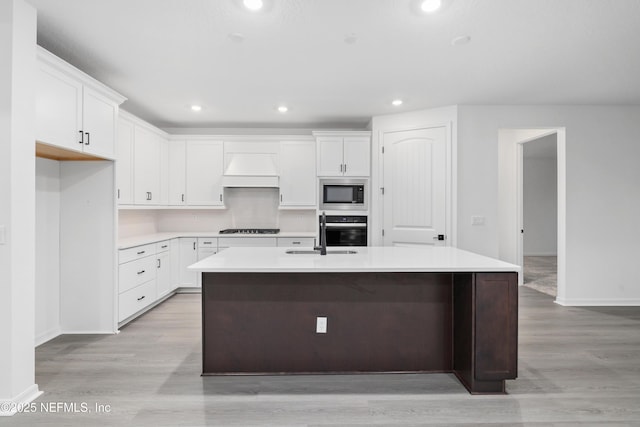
xmin=168 ymin=141 xmax=186 ymax=205
xmin=82 ymin=86 xmax=117 ymax=158
xmin=36 ymin=63 xmax=83 ymax=151
xmin=186 ymin=140 xmax=224 ymax=206
xmin=116 ymin=117 xmax=134 ymax=204
xmin=383 ymin=127 xmax=447 ymax=246
xmin=317 ymin=137 xmax=344 ymax=176
xmin=343 ymin=137 xmax=370 ymax=176
xmin=280 ymin=140 xmax=316 ymax=207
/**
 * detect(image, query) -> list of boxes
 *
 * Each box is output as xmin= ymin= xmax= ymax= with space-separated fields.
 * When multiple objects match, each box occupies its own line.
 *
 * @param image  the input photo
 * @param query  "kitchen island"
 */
xmin=189 ymin=246 xmax=519 ymax=394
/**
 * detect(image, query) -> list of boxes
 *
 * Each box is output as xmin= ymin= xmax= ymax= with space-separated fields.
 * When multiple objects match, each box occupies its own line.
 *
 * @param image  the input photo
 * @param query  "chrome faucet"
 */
xmin=315 ymin=211 xmax=327 ymax=255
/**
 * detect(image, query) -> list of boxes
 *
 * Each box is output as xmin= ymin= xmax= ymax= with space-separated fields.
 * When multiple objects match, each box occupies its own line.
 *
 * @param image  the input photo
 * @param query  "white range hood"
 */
xmin=222 ymin=141 xmax=280 ymax=188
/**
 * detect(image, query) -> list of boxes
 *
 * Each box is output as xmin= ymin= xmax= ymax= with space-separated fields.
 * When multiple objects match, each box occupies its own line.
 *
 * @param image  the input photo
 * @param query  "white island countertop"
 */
xmin=189 ymin=246 xmax=520 ymax=273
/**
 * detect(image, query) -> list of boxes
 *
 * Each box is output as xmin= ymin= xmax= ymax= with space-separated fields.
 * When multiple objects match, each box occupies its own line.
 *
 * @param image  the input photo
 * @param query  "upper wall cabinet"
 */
xmin=116 ymin=116 xmax=134 ymax=204
xmin=185 ymin=140 xmax=224 ymax=206
xmin=279 ymin=140 xmax=317 ymax=208
xmin=36 ymin=47 xmax=126 ymax=160
xmin=314 ymin=131 xmax=371 ymax=177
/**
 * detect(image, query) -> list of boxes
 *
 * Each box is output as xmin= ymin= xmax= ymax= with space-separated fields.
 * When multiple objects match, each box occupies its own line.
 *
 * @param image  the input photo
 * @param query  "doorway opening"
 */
xmin=498 ymin=128 xmax=566 ymax=303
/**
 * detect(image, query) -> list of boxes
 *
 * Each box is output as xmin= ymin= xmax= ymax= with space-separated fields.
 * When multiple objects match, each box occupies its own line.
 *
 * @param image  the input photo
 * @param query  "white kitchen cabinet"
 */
xmin=159 ymin=139 xmax=169 ymax=205
xmin=279 ymin=140 xmax=317 ymax=208
xmin=186 ymin=140 xmax=224 ymax=206
xmin=168 ymin=141 xmax=186 ymax=205
xmin=179 ymin=238 xmax=199 ymax=288
xmin=315 ymin=132 xmax=371 ymax=177
xmin=36 ymin=47 xmax=124 ymax=159
xmin=133 ymin=126 xmax=162 ymax=205
xmin=156 ymin=251 xmax=171 ymax=299
xmin=118 ymin=281 xmax=157 ymax=323
xmin=170 ymin=238 xmax=181 ymax=292
xmin=277 ymin=237 xmax=316 ymax=247
xmin=116 ymin=117 xmax=134 ymax=204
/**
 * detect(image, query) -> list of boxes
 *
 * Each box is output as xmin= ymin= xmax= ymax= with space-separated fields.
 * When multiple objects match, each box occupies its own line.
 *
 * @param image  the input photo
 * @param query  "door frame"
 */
xmin=372 ymin=122 xmax=456 ymax=247
xmin=498 ymin=127 xmax=566 ymax=302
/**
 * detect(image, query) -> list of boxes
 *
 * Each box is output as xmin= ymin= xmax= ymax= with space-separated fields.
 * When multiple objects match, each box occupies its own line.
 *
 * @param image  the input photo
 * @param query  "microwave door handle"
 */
xmin=325 ymin=223 xmax=367 ymax=228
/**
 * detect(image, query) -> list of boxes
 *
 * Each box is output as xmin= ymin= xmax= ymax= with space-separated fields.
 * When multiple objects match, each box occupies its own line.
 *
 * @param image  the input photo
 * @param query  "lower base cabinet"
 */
xmin=118 ymin=280 xmax=157 ymax=322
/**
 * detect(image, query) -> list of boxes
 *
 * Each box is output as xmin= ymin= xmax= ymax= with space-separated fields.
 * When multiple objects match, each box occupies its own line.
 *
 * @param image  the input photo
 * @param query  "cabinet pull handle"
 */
xmin=193 ymin=242 xmax=196 ymax=250
xmin=79 ymin=130 xmax=84 ymax=144
xmin=340 ymin=164 xmax=343 ymax=173
xmin=344 ymin=163 xmax=347 ymax=173
xmin=292 ymin=241 xmax=301 ymax=245
xmin=161 ymin=245 xmax=168 ymax=249
xmin=157 ymin=259 xmax=161 ymax=268
xmin=85 ymin=132 xmax=90 ymax=145
xmin=182 ymin=194 xmax=185 ymax=202
xmin=137 ymin=270 xmax=145 ymax=275
xmin=219 ymin=194 xmax=223 ymax=202
xmin=280 ymin=194 xmax=283 ymax=202
xmin=149 ymin=192 xmax=152 ymax=200
xmin=117 ymin=189 xmax=120 ymax=199
xmin=203 ymin=242 xmax=211 ymax=245
xmin=137 ymin=295 xmax=145 ymax=301
xmin=137 ymin=251 xmax=145 ymax=255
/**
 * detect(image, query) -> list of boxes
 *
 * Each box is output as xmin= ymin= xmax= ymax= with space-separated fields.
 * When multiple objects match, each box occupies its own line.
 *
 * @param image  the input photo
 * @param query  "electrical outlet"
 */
xmin=316 ymin=317 xmax=327 ymax=334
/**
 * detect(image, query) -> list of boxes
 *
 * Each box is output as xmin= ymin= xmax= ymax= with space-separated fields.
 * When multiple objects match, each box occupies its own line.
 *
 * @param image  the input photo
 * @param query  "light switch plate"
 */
xmin=0 ymin=225 xmax=5 ymax=245
xmin=316 ymin=317 xmax=327 ymax=334
xmin=471 ymin=216 xmax=485 ymax=226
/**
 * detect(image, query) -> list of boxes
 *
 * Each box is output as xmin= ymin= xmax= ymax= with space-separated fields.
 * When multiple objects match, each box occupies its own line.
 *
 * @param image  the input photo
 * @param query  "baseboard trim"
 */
xmin=0 ymin=384 xmax=43 ymax=417
xmin=555 ymin=298 xmax=640 ymax=306
xmin=176 ymin=287 xmax=202 ymax=294
xmin=35 ymin=327 xmax=61 ymax=347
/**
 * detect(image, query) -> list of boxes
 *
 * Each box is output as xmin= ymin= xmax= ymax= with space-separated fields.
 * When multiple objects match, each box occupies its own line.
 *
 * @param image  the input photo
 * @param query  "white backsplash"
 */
xmin=119 ymin=188 xmax=317 ymax=237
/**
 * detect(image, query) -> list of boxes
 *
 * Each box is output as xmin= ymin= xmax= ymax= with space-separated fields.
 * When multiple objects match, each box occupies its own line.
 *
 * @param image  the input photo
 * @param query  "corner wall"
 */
xmin=458 ymin=105 xmax=640 ymax=305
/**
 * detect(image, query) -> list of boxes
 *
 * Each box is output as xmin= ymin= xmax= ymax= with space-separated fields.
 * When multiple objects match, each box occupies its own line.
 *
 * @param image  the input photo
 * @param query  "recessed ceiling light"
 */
xmin=451 ymin=35 xmax=471 ymax=46
xmin=243 ymin=0 xmax=263 ymax=11
xmin=191 ymin=105 xmax=202 ymax=112
xmin=391 ymin=99 xmax=403 ymax=106
xmin=344 ymin=33 xmax=358 ymax=45
xmin=421 ymin=0 xmax=442 ymax=13
xmin=277 ymin=105 xmax=288 ymax=113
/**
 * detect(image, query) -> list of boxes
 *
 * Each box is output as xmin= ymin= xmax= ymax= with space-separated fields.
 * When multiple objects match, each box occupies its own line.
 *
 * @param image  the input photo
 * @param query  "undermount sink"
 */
xmin=285 ymin=249 xmax=358 ymax=255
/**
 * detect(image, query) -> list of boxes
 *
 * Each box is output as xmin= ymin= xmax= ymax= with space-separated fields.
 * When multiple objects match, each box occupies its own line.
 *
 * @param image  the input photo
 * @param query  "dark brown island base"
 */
xmin=191 ymin=247 xmax=519 ymax=395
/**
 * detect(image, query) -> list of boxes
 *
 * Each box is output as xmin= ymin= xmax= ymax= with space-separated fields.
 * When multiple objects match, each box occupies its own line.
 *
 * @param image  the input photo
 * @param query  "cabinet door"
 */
xmin=82 ymin=86 xmax=118 ymax=159
xmin=280 ymin=140 xmax=317 ymax=207
xmin=133 ymin=126 xmax=160 ymax=205
xmin=317 ymin=137 xmax=344 ymax=176
xmin=343 ymin=137 xmax=370 ymax=176
xmin=170 ymin=238 xmax=181 ymax=291
xmin=36 ymin=63 xmax=83 ymax=151
xmin=156 ymin=251 xmax=171 ymax=298
xmin=179 ymin=238 xmax=198 ymax=287
xmin=186 ymin=140 xmax=224 ymax=206
xmin=159 ymin=137 xmax=169 ymax=205
xmin=168 ymin=141 xmax=186 ymax=205
xmin=116 ymin=117 xmax=134 ymax=204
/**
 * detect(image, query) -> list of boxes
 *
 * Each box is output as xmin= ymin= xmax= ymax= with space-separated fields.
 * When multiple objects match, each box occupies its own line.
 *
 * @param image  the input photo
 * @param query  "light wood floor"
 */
xmin=4 ymin=288 xmax=640 ymax=426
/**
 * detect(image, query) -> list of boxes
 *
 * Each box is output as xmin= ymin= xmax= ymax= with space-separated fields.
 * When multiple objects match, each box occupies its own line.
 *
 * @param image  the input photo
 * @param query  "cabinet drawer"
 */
xmin=118 ymin=280 xmax=157 ymax=322
xmin=277 ymin=237 xmax=315 ymax=247
xmin=198 ymin=238 xmax=217 ymax=248
xmin=119 ymin=243 xmax=156 ymax=264
xmin=218 ymin=237 xmax=277 ymax=247
xmin=119 ymin=256 xmax=157 ymax=294
xmin=156 ymin=240 xmax=171 ymax=253
xmin=198 ymin=247 xmax=217 ymax=260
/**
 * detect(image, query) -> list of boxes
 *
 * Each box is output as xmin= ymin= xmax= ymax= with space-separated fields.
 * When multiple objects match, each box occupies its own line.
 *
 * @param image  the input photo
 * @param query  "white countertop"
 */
xmin=188 ymin=246 xmax=521 ymax=273
xmin=118 ymin=231 xmax=316 ymax=249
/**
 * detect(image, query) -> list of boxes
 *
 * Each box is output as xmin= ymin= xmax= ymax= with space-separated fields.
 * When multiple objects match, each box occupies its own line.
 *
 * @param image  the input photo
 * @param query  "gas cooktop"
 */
xmin=219 ymin=228 xmax=280 ymax=235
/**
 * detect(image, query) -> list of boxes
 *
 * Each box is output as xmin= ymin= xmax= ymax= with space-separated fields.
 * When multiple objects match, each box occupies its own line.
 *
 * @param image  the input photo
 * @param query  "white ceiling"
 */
xmin=26 ymin=0 xmax=640 ymax=129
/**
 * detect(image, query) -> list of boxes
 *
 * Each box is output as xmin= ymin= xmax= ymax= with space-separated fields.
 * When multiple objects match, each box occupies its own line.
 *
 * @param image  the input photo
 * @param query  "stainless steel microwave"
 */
xmin=319 ymin=179 xmax=367 ymax=211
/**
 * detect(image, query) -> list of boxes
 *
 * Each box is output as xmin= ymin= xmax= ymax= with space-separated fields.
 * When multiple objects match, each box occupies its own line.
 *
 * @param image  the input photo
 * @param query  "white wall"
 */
xmin=35 ymin=158 xmax=61 ymax=345
xmin=524 ymin=142 xmax=557 ymax=256
xmin=0 ymin=0 xmax=39 ymax=411
xmin=458 ymin=105 xmax=640 ymax=305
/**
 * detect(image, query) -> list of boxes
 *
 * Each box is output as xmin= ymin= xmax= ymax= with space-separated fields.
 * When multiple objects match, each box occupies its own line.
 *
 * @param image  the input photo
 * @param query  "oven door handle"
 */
xmin=325 ymin=223 xmax=367 ymax=228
